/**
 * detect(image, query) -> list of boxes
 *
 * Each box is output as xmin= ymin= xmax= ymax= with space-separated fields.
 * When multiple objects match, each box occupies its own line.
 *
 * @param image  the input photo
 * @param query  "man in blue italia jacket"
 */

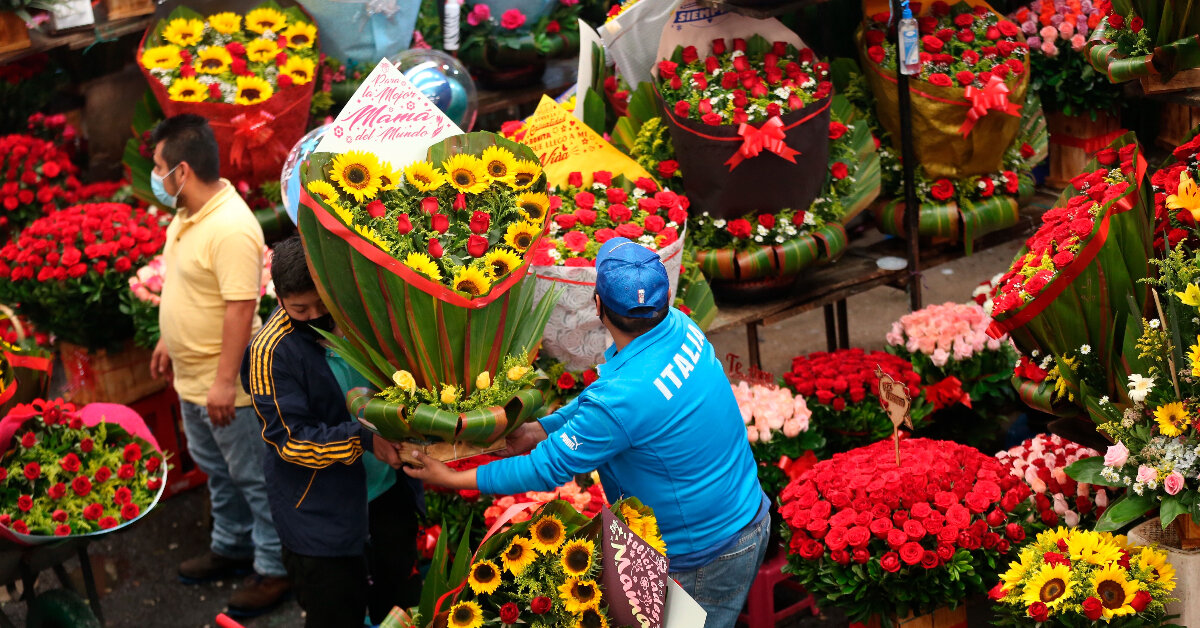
xmin=405 ymin=237 xmax=769 ymax=627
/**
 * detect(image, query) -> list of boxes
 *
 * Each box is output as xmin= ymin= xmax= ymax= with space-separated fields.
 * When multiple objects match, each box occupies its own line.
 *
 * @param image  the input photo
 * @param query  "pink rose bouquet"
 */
xmin=995 ymin=433 xmax=1106 ymax=530
xmin=731 ymin=381 xmax=824 ymax=498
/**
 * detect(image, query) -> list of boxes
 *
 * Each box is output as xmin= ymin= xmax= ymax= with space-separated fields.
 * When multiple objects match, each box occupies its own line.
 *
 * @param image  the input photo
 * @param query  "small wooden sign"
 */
xmin=875 ymin=365 xmax=913 ymax=466
xmin=725 ymin=353 xmax=775 ymax=387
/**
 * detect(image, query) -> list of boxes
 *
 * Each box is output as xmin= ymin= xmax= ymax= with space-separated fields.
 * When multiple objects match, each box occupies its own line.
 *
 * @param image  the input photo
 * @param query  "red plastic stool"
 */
xmin=738 ymin=551 xmax=819 ymax=628
xmin=127 ymin=387 xmax=207 ymax=499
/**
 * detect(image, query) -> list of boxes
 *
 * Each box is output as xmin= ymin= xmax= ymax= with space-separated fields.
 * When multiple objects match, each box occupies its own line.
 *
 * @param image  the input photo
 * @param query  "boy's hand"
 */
xmin=372 ymin=434 xmax=403 ymax=469
xmin=403 ymin=451 xmax=476 ymax=491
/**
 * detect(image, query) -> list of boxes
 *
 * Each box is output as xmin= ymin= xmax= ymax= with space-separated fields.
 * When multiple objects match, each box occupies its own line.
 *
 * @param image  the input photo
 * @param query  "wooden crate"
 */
xmin=103 ymin=0 xmax=153 ymax=21
xmin=1141 ymin=68 xmax=1200 ymax=95
xmin=1157 ymin=102 xmax=1200 ymax=151
xmin=1046 ymin=111 xmax=1123 ymax=189
xmin=0 ymin=12 xmax=31 ymax=55
xmin=852 ymin=604 xmax=967 ymax=628
xmin=58 ymin=340 xmax=167 ymax=405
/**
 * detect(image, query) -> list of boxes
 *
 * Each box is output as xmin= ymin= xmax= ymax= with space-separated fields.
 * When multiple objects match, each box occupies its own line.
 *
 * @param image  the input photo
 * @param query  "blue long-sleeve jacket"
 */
xmin=477 ymin=308 xmax=765 ymax=557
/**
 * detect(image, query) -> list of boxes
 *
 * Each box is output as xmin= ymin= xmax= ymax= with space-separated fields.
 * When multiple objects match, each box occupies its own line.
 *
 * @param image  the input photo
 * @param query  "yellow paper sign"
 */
xmin=520 ymin=95 xmax=653 ymax=188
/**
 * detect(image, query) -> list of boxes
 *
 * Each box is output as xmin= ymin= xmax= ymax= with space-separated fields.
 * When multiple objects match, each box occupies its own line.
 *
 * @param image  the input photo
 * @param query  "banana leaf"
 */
xmin=1087 ymin=18 xmax=1200 ymax=83
xmin=121 ymin=90 xmax=164 ymax=207
xmin=676 ymin=252 xmax=718 ymax=331
xmin=347 ymin=387 xmax=545 ymax=444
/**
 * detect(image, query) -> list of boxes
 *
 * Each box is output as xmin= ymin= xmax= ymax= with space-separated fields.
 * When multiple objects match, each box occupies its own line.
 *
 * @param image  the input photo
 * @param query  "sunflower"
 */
xmin=558 ymin=578 xmax=601 ymax=613
xmin=620 ymin=503 xmax=667 ymax=555
xmin=452 ymin=266 xmax=493 ymax=297
xmin=283 ymin=21 xmax=317 ymax=49
xmin=168 ymin=77 xmax=208 ymax=103
xmin=484 ymin=248 xmax=522 ymax=278
xmin=1092 ymin=563 xmax=1138 ymax=619
xmin=1067 ymin=530 xmax=1123 ymax=566
xmin=404 ymin=252 xmax=442 ymax=282
xmin=511 ymin=159 xmax=542 ymax=190
xmin=560 ymin=539 xmax=596 ymax=578
xmin=404 ymin=161 xmax=445 ymax=192
xmin=245 ymin=7 xmax=288 ymax=34
xmin=447 ymin=600 xmax=484 ymax=628
xmin=575 ymin=608 xmax=609 ymax=628
xmin=376 ymin=161 xmax=400 ymax=191
xmin=1000 ymin=558 xmax=1031 ymax=591
xmin=1155 ymin=402 xmax=1191 ymax=437
xmin=353 ymin=223 xmax=387 ymax=248
xmin=1022 ymin=563 xmax=1073 ymax=610
xmin=516 ymin=192 xmax=550 ymax=223
xmin=282 ymin=56 xmax=315 ymax=85
xmin=481 ymin=146 xmax=518 ymax=183
xmin=1136 ymin=547 xmax=1177 ymax=591
xmin=162 ymin=18 xmax=205 ymax=47
xmin=1035 ymin=528 xmax=1070 ymax=549
xmin=234 ymin=75 xmax=274 ymax=106
xmin=467 ymin=560 xmax=501 ymax=595
xmin=530 ymin=515 xmax=566 ymax=553
xmin=141 ymin=45 xmax=182 ymax=70
xmin=307 ymin=180 xmax=339 ymax=204
xmin=330 ymin=151 xmax=384 ymax=202
xmin=504 ymin=222 xmax=542 ymax=252
xmin=196 ymin=46 xmax=233 ymax=74
xmin=207 ymin=12 xmax=241 ymax=34
xmin=442 ymin=154 xmax=489 ymax=194
xmin=502 ymin=536 xmax=536 ymax=575
xmin=1189 ymin=335 xmax=1200 ymax=377
xmin=245 ymin=38 xmax=279 ymax=63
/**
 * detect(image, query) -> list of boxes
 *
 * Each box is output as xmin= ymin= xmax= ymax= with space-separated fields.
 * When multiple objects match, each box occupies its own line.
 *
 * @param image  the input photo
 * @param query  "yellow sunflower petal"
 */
xmin=141 ymin=45 xmax=182 ymax=71
xmin=282 ymin=56 xmax=315 ymax=85
xmin=403 ymin=252 xmax=442 ymax=282
xmin=329 ymin=151 xmax=383 ymax=202
xmin=504 ymin=221 xmax=541 ymax=252
xmin=245 ymin=38 xmax=279 ymax=63
xmin=234 ymin=75 xmax=274 ymax=106
xmin=484 ymin=248 xmax=522 ymax=278
xmin=404 ymin=161 xmax=445 ymax=192
xmin=511 ymin=159 xmax=542 ymax=190
xmin=447 ymin=600 xmax=484 ymax=628
xmin=245 ymin=7 xmax=288 ymax=34
xmin=168 ymin=77 xmax=209 ymax=103
xmin=196 ymin=46 xmax=233 ymax=74
xmin=283 ymin=21 xmax=317 ymax=49
xmin=442 ymin=154 xmax=489 ymax=194
xmin=452 ymin=266 xmax=493 ymax=297
xmin=162 ymin=18 xmax=205 ymax=47
xmin=207 ymin=12 xmax=241 ymax=35
xmin=481 ymin=145 xmax=518 ymax=183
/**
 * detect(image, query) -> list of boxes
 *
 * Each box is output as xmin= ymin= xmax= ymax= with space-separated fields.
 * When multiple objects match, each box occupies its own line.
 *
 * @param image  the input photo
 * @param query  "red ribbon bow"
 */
xmin=230 ymin=111 xmax=286 ymax=171
xmin=958 ymin=75 xmax=1022 ymax=137
xmin=724 ymin=116 xmax=800 ymax=171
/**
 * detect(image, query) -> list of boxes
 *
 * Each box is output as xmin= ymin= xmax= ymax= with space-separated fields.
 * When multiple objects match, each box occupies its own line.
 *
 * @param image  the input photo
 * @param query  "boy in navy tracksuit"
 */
xmin=241 ymin=236 xmax=420 ymax=627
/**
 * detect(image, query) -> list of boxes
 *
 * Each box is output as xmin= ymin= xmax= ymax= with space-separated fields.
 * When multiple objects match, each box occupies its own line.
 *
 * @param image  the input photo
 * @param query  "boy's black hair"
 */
xmin=271 ymin=236 xmax=317 ymax=298
xmin=149 ymin=114 xmax=221 ymax=182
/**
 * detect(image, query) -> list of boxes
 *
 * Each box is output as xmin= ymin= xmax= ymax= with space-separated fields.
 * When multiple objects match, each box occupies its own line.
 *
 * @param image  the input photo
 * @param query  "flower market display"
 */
xmin=137 ymin=1 xmax=320 ymax=185
xmin=0 ymin=132 xmax=80 ymax=233
xmin=782 ymin=348 xmax=930 ymax=452
xmin=457 ymin=0 xmax=582 ymax=86
xmin=732 ymin=380 xmax=824 ymax=500
xmin=996 ymin=434 xmax=1107 ymax=529
xmin=779 ymin=438 xmax=1031 ymax=624
xmin=989 ymin=527 xmax=1176 ymax=626
xmin=0 ymin=398 xmax=166 ymax=541
xmin=1085 ymin=0 xmax=1200 ymax=88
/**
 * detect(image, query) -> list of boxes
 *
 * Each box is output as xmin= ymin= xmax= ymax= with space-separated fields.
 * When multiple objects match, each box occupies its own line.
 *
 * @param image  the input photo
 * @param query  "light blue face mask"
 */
xmin=150 ymin=164 xmax=184 ymax=209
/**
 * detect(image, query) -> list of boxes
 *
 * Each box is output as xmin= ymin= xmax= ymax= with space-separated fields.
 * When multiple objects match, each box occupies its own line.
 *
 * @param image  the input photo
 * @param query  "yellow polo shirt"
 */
xmin=160 ymin=180 xmax=264 ymax=407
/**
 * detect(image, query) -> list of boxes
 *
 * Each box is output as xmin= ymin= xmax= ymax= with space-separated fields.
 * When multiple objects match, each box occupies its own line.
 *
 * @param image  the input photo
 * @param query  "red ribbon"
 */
xmin=229 ymin=111 xmax=287 ymax=171
xmin=4 ymin=351 xmax=51 ymax=373
xmin=776 ymin=450 xmax=818 ymax=482
xmin=958 ymin=76 xmax=1023 ymax=137
xmin=724 ymin=116 xmax=800 ymax=171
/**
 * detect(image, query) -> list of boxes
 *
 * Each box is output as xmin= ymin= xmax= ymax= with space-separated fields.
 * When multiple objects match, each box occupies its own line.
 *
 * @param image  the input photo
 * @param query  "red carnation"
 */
xmin=727 ymin=219 xmax=753 ymax=239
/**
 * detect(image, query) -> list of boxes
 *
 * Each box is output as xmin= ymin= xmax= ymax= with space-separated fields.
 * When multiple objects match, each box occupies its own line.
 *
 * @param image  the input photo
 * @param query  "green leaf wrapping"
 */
xmin=346 ymin=387 xmax=545 ymax=445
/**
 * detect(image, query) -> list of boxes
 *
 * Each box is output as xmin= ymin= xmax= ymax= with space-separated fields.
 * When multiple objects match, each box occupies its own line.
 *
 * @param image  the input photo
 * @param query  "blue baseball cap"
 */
xmin=595 ymin=237 xmax=669 ymax=318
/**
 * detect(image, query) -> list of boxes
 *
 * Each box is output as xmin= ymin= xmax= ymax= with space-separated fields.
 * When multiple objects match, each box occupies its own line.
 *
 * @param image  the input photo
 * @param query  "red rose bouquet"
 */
xmin=0 ymin=134 xmax=80 ymax=232
xmin=0 ymin=309 xmax=52 ymax=419
xmin=995 ymin=433 xmax=1106 ymax=530
xmin=0 ymin=203 xmax=170 ymax=350
xmin=0 ymin=398 xmax=166 ymax=541
xmin=780 ymin=438 xmax=1031 ymax=624
xmin=782 ymin=348 xmax=930 ymax=452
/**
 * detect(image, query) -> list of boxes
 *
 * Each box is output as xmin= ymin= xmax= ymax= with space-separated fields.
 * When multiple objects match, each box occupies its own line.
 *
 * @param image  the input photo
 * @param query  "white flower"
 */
xmin=804 ymin=213 xmax=816 ymax=225
xmin=756 ymin=225 xmax=769 ymax=235
xmin=1080 ymin=345 xmax=1091 ymax=355
xmin=548 ymin=249 xmax=562 ymax=260
xmin=731 ymin=50 xmax=745 ymax=58
xmin=1150 ymin=319 xmax=1161 ymax=328
xmin=801 ymin=78 xmax=816 ymax=89
xmin=754 ymin=235 xmax=763 ymax=242
xmin=1099 ymin=396 xmax=1110 ymax=405
xmin=773 ymin=87 xmax=791 ymax=99
xmin=1127 ymin=373 xmax=1155 ymax=403
xmin=775 ymin=236 xmax=784 ymax=243
xmin=713 ymin=219 xmax=726 ymax=228
xmin=1031 ymin=350 xmax=1039 ymax=357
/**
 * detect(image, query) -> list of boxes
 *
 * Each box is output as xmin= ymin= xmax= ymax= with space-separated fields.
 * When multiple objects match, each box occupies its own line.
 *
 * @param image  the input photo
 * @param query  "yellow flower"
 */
xmin=560 ymin=539 xmax=595 ymax=578
xmin=168 ymin=77 xmax=208 ymax=103
xmin=141 ymin=45 xmax=182 ymax=70
xmin=484 ymin=248 xmax=522 ymax=278
xmin=207 ymin=12 xmax=241 ymax=34
xmin=377 ymin=161 xmax=400 ymax=191
xmin=404 ymin=252 xmax=442 ymax=282
xmin=443 ymin=154 xmax=489 ymax=194
xmin=574 ymin=608 xmax=609 ymax=628
xmin=281 ymin=56 xmax=315 ymax=85
xmin=530 ymin=515 xmax=566 ymax=553
xmin=1189 ymin=335 xmax=1200 ymax=378
xmin=283 ymin=21 xmax=317 ymax=49
xmin=391 ymin=370 xmax=417 ymax=394
xmin=501 ymin=536 xmax=536 ymax=576
xmin=195 ymin=46 xmax=233 ymax=74
xmin=511 ymin=159 xmax=542 ymax=190
xmin=1000 ymin=557 xmax=1031 ymax=591
xmin=162 ymin=18 xmax=205 ymax=47
xmin=245 ymin=38 xmax=279 ymax=63
xmin=1177 ymin=283 xmax=1200 ymax=307
xmin=245 ymin=7 xmax=288 ymax=34
xmin=452 ymin=266 xmax=493 ymax=297
xmin=1092 ymin=563 xmax=1138 ymax=619
xmin=353 ymin=223 xmax=387 ymax=248
xmin=1066 ymin=530 xmax=1123 ymax=566
xmin=447 ymin=600 xmax=483 ymax=628
xmin=404 ymin=161 xmax=445 ymax=192
xmin=466 ymin=560 xmax=501 ymax=595
xmin=1167 ymin=170 xmax=1200 ymax=220
xmin=234 ymin=75 xmax=274 ymax=105
xmin=507 ymin=365 xmax=530 ymax=381
xmin=1021 ymin=563 xmax=1073 ymax=610
xmin=1155 ymin=401 xmax=1191 ymax=437
xmin=504 ymin=221 xmax=542 ymax=252
xmin=515 ymin=192 xmax=550 ymax=223
xmin=558 ymin=578 xmax=601 ymax=613
xmin=307 ymin=180 xmax=339 ymax=204
xmin=621 ymin=503 xmax=667 ymax=555
xmin=440 ymin=385 xmax=459 ymax=405
xmin=1137 ymin=547 xmax=1176 ymax=591
xmin=329 ymin=151 xmax=383 ymax=202
xmin=475 ymin=371 xmax=491 ymax=390
xmin=481 ymin=145 xmax=518 ymax=183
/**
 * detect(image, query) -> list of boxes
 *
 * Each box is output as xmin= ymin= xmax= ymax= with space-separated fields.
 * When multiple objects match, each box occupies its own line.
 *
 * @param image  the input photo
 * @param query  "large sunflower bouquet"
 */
xmin=136 ymin=1 xmax=319 ymax=185
xmin=989 ymin=527 xmax=1176 ymax=626
xmin=298 ymin=132 xmax=558 ymax=457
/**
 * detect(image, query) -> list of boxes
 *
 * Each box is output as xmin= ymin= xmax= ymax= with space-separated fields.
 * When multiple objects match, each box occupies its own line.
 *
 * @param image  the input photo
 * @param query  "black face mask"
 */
xmin=293 ymin=313 xmax=335 ymax=341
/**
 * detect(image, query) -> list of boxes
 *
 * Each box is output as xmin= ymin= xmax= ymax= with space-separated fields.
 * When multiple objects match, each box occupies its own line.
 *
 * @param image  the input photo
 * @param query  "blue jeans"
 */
xmin=670 ymin=513 xmax=770 ymax=628
xmin=181 ymin=401 xmax=286 ymax=577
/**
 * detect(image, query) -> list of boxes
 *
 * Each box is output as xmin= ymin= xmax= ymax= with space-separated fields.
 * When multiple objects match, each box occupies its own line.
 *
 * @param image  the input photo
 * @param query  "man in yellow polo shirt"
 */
xmin=148 ymin=114 xmax=289 ymax=617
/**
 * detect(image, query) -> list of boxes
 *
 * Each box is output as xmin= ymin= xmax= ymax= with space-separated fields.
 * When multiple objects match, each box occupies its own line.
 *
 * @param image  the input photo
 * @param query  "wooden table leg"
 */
xmin=747 ymin=322 xmax=761 ymax=368
xmin=836 ymin=299 xmax=849 ymax=349
xmin=823 ymin=304 xmax=837 ymax=352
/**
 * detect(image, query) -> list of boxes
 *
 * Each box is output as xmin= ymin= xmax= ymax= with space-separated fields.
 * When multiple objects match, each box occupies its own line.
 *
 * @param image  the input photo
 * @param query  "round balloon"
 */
xmin=281 ymin=123 xmax=332 ymax=225
xmin=389 ymin=49 xmax=478 ymax=131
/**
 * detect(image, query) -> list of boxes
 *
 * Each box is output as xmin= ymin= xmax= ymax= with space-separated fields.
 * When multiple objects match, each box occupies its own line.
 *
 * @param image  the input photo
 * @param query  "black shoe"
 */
xmin=178 ymin=550 xmax=253 ymax=584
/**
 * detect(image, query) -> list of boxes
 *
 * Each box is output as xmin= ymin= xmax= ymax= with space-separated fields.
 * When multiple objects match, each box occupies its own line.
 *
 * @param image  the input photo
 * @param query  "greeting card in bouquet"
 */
xmin=520 ymin=95 xmax=653 ymax=187
xmin=599 ymin=507 xmax=670 ymax=627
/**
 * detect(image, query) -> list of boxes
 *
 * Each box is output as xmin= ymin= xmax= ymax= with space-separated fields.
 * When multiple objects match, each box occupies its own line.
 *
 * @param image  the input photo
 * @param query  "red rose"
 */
xmin=53 ymin=524 xmax=70 ymax=536
xmin=887 ymin=528 xmax=908 ymax=549
xmin=1027 ymin=602 xmax=1048 ymax=622
xmin=52 ymin=509 xmax=67 ymax=523
xmin=1079 ymin=596 xmax=1104 ymax=620
xmin=531 ymin=596 xmax=553 ymax=615
xmin=657 ymin=160 xmax=679 ymax=179
xmin=955 ymin=70 xmax=975 ymax=87
xmin=121 ymin=503 xmax=140 ymax=521
xmin=608 ymin=204 xmax=632 ymax=223
xmin=845 ymin=526 xmax=870 ymax=547
xmin=97 ymin=516 xmax=118 ymax=530
xmin=22 ymin=462 xmax=39 ymax=481
xmin=615 ymin=223 xmax=644 ymax=239
xmin=557 ymin=372 xmax=577 ymax=390
xmin=93 ymin=466 xmax=110 ymax=483
xmin=365 ymin=199 xmax=385 ymax=219
xmin=10 ymin=520 xmax=26 ymax=534
xmin=430 ymin=213 xmax=449 ymax=234
xmin=921 ymin=550 xmax=939 ymax=569
xmin=20 ymin=432 xmax=35 ymax=448
xmin=928 ymin=73 xmax=953 ymax=87
xmin=605 ymin=188 xmax=628 ymax=206
xmin=644 ymin=215 xmax=666 ymax=234
xmin=1130 ymin=590 xmax=1152 ymax=612
xmin=594 ymin=228 xmax=617 ymax=244
xmin=865 ymin=29 xmax=885 ymax=45
xmin=930 ymin=179 xmax=955 ymax=201
xmin=954 ymin=13 xmax=975 ymax=27
xmin=582 ymin=369 xmax=598 ymax=386
xmin=83 ymin=503 xmax=103 ymax=520
xmin=880 ymin=551 xmax=901 ymax=573
xmin=563 ymin=231 xmax=589 ymax=253
xmin=17 ymin=495 xmax=31 ymax=512
xmin=118 ymin=464 xmax=136 ymax=480
xmin=831 ymin=163 xmax=849 ymax=180
xmin=899 ymin=541 xmax=924 ymax=565
xmin=464 ymin=235 xmax=488 ymax=258
xmin=428 ymin=238 xmax=444 ymax=259
xmin=867 ymin=46 xmax=886 ymax=64
xmin=701 ymin=112 xmax=723 ymax=126
xmin=922 ymin=35 xmax=945 ymax=53
xmin=60 ymin=453 xmax=81 ymax=474
xmin=727 ymin=218 xmax=753 ymax=239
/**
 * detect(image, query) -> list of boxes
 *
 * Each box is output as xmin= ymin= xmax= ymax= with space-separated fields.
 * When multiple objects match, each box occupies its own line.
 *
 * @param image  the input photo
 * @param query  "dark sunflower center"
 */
xmin=379 ymin=175 xmax=392 ymax=187
xmin=565 ymin=548 xmax=590 ymax=573
xmin=202 ymin=59 xmax=222 ymax=69
xmin=474 ymin=564 xmax=496 ymax=582
xmin=257 ymin=20 xmax=275 ymax=28
xmin=488 ymin=162 xmax=507 ymax=177
xmin=522 ymin=203 xmax=543 ymax=218
xmin=242 ymin=88 xmax=262 ymax=101
xmin=181 ymin=89 xmax=196 ymax=97
xmin=1097 ymin=581 xmax=1125 ymax=609
xmin=345 ymin=165 xmax=368 ymax=186
xmin=454 ymin=171 xmax=473 ymax=186
xmin=292 ymin=69 xmax=309 ymax=80
xmin=514 ymin=173 xmax=533 ymax=185
xmin=414 ymin=173 xmax=431 ymax=184
xmin=292 ymin=34 xmax=309 ymax=44
xmin=537 ymin=522 xmax=560 ymax=543
xmin=492 ymin=260 xmax=510 ymax=275
xmin=506 ymin=545 xmax=524 ymax=561
xmin=452 ymin=606 xmax=474 ymax=623
xmin=458 ymin=279 xmax=482 ymax=295
xmin=1039 ymin=578 xmax=1065 ymax=603
xmin=575 ymin=583 xmax=597 ymax=602
xmin=515 ymin=233 xmax=532 ymax=248
xmin=581 ymin=609 xmax=603 ymax=628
